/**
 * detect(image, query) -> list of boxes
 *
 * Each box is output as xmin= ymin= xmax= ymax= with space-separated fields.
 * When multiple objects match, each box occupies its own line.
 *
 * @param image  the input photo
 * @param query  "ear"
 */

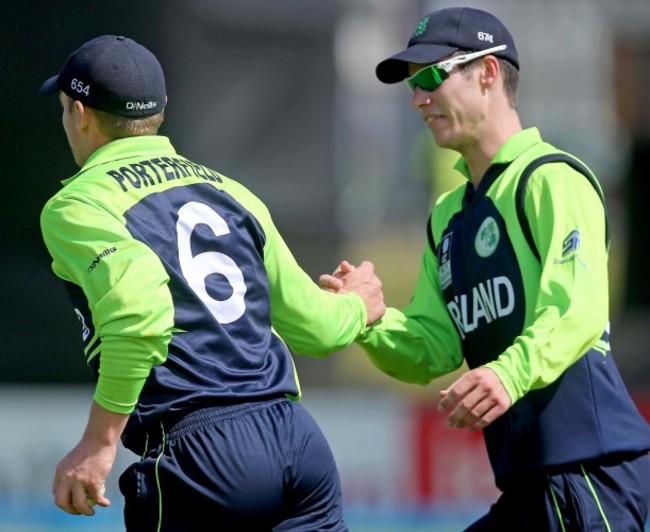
xmin=72 ymin=100 xmax=91 ymax=130
xmin=479 ymin=55 xmax=500 ymax=89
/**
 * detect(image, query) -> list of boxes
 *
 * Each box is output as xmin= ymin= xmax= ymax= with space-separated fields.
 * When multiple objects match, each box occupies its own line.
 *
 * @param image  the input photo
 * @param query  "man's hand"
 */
xmin=437 ymin=367 xmax=511 ymax=431
xmin=318 ymin=259 xmax=354 ymax=293
xmin=53 ymin=440 xmax=114 ymax=516
xmin=319 ymin=260 xmax=386 ymax=325
xmin=53 ymin=401 xmax=128 ymax=516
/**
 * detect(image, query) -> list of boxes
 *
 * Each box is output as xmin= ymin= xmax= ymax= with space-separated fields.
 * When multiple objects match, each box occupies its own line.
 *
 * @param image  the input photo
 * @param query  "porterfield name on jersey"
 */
xmin=107 ymin=157 xmax=223 ymax=192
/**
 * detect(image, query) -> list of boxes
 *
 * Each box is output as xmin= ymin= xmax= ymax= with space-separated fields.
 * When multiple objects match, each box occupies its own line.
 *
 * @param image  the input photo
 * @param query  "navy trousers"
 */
xmin=119 ymin=398 xmax=347 ymax=531
xmin=466 ymin=452 xmax=650 ymax=531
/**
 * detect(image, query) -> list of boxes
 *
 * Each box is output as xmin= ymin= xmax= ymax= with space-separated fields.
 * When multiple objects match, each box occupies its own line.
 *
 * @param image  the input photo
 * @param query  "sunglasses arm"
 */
xmin=436 ymin=44 xmax=507 ymax=72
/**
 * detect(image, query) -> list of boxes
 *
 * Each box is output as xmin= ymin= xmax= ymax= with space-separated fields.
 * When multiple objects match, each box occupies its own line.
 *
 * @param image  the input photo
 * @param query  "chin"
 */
xmin=431 ymin=127 xmax=467 ymax=152
xmin=431 ymin=134 xmax=457 ymax=151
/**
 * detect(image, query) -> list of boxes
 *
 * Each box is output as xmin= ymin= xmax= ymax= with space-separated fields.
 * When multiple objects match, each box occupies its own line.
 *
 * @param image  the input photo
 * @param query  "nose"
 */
xmin=411 ymin=87 xmax=432 ymax=110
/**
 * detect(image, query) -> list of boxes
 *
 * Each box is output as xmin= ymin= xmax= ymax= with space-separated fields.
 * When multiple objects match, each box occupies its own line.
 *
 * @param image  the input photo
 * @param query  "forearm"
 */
xmin=357 ymin=307 xmax=463 ymax=384
xmin=93 ymin=335 xmax=168 ymax=413
xmin=82 ymin=400 xmax=130 ymax=447
xmin=274 ymin=288 xmax=367 ymax=356
xmin=486 ymin=299 xmax=607 ymax=403
xmin=356 ymin=247 xmax=463 ymax=383
xmin=267 ymin=232 xmax=367 ymax=355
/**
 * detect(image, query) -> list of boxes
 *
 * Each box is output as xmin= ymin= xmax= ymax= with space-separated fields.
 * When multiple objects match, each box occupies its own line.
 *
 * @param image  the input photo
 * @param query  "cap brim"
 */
xmin=376 ymin=44 xmax=459 ymax=84
xmin=39 ymin=75 xmax=60 ymax=96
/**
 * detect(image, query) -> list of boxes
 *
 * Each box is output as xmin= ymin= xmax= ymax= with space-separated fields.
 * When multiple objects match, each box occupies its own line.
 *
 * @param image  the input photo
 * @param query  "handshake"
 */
xmin=319 ymin=260 xmax=386 ymax=326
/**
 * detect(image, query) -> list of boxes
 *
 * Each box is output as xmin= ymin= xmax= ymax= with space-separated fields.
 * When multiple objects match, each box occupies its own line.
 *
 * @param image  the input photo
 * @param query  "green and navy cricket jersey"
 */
xmin=41 ymin=136 xmax=367 ymax=453
xmin=358 ymin=128 xmax=650 ymax=488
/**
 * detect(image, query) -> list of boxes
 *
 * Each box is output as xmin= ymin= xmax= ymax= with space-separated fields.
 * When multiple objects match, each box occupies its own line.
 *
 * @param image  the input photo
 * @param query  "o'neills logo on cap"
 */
xmin=126 ymin=101 xmax=158 ymax=111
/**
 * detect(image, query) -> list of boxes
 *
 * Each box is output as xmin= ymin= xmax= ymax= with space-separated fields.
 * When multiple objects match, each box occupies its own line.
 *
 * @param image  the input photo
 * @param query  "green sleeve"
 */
xmin=41 ymin=195 xmax=174 ymax=414
xmin=485 ymin=164 xmax=610 ymax=402
xmin=259 ymin=208 xmax=368 ymax=356
xmin=356 ymin=241 xmax=464 ymax=384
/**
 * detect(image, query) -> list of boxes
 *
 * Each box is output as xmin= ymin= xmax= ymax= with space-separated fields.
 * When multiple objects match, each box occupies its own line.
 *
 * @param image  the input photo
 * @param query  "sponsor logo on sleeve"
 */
xmin=87 ymin=247 xmax=117 ymax=273
xmin=554 ymin=229 xmax=585 ymax=267
xmin=562 ymin=230 xmax=580 ymax=256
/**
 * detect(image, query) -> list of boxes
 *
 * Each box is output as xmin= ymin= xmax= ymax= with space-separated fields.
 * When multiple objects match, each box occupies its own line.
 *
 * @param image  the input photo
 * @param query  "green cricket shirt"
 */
xmin=41 ymin=135 xmax=367 ymax=451
xmin=358 ymin=127 xmax=650 ymax=487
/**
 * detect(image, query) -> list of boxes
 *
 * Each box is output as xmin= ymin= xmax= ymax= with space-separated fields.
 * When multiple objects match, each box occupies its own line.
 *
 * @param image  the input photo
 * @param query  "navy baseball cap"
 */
xmin=376 ymin=7 xmax=519 ymax=84
xmin=40 ymin=35 xmax=166 ymax=117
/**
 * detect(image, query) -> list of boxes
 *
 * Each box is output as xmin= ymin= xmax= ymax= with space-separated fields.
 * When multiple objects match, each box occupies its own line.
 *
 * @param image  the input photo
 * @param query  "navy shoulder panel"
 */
xmin=516 ymin=153 xmax=610 ymax=262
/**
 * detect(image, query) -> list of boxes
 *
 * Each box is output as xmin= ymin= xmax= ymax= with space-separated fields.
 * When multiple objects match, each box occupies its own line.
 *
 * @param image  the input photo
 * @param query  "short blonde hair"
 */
xmin=93 ymin=108 xmax=165 ymax=139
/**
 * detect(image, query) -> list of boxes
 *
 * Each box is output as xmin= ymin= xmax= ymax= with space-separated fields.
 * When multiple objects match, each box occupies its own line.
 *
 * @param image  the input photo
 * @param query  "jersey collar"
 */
xmin=62 ymin=136 xmax=177 ymax=186
xmin=453 ymin=127 xmax=543 ymax=180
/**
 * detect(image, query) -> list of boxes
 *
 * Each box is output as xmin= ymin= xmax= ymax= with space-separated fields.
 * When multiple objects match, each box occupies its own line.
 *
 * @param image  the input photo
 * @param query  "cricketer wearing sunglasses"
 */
xmin=320 ymin=6 xmax=650 ymax=531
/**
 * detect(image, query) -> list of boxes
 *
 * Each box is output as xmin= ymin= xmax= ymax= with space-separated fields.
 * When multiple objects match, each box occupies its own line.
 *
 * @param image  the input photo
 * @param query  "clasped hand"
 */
xmin=319 ymin=260 xmax=386 ymax=326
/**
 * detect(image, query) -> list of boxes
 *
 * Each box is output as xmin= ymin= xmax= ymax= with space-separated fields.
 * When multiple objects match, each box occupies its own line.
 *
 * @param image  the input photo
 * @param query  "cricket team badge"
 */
xmin=475 ymin=216 xmax=499 ymax=258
